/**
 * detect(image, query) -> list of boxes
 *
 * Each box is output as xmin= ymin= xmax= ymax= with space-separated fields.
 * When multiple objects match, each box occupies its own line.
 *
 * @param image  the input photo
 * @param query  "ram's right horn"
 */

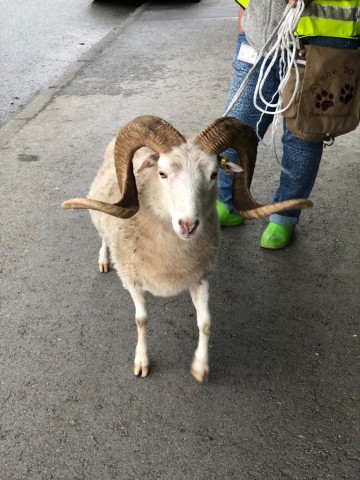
xmin=195 ymin=117 xmax=313 ymax=219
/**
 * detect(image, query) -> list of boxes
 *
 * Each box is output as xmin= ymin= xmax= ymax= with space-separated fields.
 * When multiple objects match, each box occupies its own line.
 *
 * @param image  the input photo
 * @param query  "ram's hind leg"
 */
xmin=128 ymin=285 xmax=150 ymax=378
xmin=190 ymin=280 xmax=211 ymax=382
xmin=98 ymin=239 xmax=110 ymax=273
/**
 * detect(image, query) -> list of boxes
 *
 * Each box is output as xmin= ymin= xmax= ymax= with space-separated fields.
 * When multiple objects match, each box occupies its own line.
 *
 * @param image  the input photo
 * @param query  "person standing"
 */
xmin=217 ymin=0 xmax=360 ymax=248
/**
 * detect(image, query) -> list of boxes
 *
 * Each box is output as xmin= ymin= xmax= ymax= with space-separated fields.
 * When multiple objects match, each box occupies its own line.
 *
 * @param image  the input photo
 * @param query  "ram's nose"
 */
xmin=178 ymin=218 xmax=200 ymax=237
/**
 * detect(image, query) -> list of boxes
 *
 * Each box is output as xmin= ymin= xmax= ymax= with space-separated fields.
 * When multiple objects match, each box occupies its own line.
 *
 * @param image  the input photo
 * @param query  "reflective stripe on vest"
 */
xmin=297 ymin=2 xmax=360 ymax=38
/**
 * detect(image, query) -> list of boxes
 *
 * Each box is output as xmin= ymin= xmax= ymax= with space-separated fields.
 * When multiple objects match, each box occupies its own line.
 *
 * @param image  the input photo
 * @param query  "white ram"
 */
xmin=62 ymin=115 xmax=311 ymax=381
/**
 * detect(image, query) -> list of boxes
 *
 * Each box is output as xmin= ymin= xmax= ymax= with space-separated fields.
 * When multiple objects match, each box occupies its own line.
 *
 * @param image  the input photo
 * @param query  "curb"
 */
xmin=0 ymin=2 xmax=150 ymax=146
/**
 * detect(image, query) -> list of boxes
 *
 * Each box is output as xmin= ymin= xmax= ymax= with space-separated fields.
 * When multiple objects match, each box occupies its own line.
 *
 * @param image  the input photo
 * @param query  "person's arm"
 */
xmin=238 ymin=7 xmax=245 ymax=34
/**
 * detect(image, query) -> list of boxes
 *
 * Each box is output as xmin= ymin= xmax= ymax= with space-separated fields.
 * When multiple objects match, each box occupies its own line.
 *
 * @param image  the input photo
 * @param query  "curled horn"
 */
xmin=62 ymin=115 xmax=186 ymax=218
xmin=195 ymin=117 xmax=313 ymax=219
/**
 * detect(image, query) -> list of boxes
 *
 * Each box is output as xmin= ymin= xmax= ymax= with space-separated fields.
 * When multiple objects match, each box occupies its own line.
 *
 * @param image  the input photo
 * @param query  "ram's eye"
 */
xmin=210 ymin=171 xmax=218 ymax=180
xmin=159 ymin=171 xmax=168 ymax=179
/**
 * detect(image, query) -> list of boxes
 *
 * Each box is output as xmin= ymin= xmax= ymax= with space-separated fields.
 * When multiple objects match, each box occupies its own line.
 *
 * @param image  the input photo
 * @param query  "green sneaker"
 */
xmin=216 ymin=200 xmax=244 ymax=226
xmin=260 ymin=222 xmax=295 ymax=249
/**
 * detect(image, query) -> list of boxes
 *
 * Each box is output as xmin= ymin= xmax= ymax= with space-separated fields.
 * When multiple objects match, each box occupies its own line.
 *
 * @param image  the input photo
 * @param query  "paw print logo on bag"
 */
xmin=339 ymin=84 xmax=354 ymax=105
xmin=315 ymin=90 xmax=335 ymax=112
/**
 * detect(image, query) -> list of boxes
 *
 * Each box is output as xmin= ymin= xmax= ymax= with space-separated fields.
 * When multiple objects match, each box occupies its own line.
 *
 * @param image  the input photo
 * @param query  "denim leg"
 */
xmin=270 ymin=36 xmax=359 ymax=226
xmin=218 ymin=34 xmax=278 ymax=208
xmin=270 ymin=120 xmax=323 ymax=226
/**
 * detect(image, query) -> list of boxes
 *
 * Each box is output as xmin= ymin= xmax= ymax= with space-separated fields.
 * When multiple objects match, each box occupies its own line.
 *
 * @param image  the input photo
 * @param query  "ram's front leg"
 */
xmin=98 ymin=239 xmax=110 ymax=273
xmin=128 ymin=285 xmax=150 ymax=378
xmin=190 ymin=280 xmax=211 ymax=382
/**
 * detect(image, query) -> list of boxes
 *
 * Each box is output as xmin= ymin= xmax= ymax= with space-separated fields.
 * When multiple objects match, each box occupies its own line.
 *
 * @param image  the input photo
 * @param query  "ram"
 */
xmin=62 ymin=115 xmax=311 ymax=381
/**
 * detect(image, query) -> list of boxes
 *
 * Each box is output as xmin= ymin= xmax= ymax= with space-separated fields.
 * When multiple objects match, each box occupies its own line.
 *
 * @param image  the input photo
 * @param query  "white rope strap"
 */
xmin=223 ymin=1 xmax=305 ymax=161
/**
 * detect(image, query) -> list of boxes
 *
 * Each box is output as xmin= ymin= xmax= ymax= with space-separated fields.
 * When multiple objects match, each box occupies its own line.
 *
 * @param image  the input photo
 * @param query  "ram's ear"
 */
xmin=137 ymin=153 xmax=160 ymax=173
xmin=225 ymin=161 xmax=243 ymax=173
xmin=219 ymin=157 xmax=243 ymax=173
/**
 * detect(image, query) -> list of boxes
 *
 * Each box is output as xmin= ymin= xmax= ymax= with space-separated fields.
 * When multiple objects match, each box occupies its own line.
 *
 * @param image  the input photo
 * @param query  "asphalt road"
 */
xmin=0 ymin=0 xmax=143 ymax=126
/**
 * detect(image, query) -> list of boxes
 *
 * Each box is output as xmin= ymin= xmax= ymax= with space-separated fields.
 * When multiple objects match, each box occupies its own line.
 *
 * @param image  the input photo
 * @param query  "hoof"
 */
xmin=134 ymin=364 xmax=150 ymax=378
xmin=98 ymin=261 xmax=109 ymax=273
xmin=191 ymin=358 xmax=209 ymax=382
xmin=191 ymin=367 xmax=208 ymax=383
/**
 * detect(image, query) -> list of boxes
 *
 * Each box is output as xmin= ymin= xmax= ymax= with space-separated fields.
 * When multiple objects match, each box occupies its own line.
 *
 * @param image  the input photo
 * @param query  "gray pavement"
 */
xmin=1 ymin=1 xmax=359 ymax=479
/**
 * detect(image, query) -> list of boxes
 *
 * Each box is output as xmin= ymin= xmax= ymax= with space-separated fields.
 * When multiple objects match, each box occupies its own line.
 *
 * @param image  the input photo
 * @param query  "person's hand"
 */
xmin=288 ymin=0 xmax=313 ymax=7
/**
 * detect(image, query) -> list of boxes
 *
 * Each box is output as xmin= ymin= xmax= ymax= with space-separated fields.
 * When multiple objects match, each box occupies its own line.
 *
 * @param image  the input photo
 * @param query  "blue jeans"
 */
xmin=219 ymin=34 xmax=359 ymax=226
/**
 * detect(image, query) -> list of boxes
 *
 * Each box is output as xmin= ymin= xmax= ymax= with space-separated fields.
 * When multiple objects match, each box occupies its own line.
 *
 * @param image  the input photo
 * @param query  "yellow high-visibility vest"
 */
xmin=235 ymin=0 xmax=249 ymax=8
xmin=235 ymin=0 xmax=249 ymax=7
xmin=234 ymin=0 xmax=360 ymax=38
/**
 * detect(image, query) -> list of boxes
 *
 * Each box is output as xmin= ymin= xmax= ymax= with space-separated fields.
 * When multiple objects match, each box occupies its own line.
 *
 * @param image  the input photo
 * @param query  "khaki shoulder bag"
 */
xmin=282 ymin=44 xmax=360 ymax=142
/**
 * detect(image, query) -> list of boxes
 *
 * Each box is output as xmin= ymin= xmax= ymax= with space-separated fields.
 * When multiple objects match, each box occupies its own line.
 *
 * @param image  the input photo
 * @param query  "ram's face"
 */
xmin=157 ymin=144 xmax=218 ymax=240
